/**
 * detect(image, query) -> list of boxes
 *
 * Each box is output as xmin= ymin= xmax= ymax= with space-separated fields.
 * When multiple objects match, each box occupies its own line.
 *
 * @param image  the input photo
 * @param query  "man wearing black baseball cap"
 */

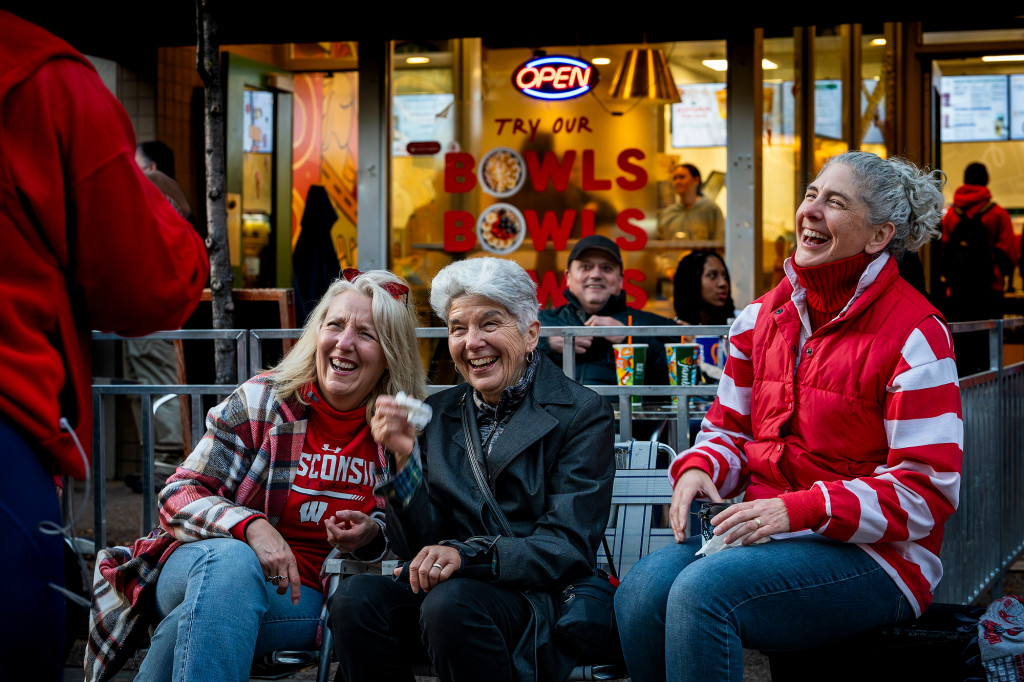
xmin=538 ymin=235 xmax=673 ymax=389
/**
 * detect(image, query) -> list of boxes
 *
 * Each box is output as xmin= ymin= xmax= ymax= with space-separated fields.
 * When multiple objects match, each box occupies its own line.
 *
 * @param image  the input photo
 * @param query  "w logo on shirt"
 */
xmin=298 ymin=500 xmax=328 ymax=524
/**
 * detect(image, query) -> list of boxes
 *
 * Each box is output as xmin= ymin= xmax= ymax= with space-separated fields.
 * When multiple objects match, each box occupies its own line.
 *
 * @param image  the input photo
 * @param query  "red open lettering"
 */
xmin=581 ymin=149 xmax=612 ymax=191
xmin=525 ymin=150 xmax=574 ymax=192
xmin=616 ymin=209 xmax=647 ymax=250
xmin=443 ymin=211 xmax=476 ymax=252
xmin=444 ymin=153 xmax=476 ymax=193
xmin=525 ymin=210 xmax=576 ymax=251
xmin=616 ymin=149 xmax=647 ymax=190
xmin=623 ymin=270 xmax=648 ymax=309
xmin=529 ymin=269 xmax=568 ymax=309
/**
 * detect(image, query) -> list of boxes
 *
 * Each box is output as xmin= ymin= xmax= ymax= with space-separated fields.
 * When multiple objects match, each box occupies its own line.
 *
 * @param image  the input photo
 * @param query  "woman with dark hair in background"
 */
xmin=658 ymin=163 xmax=725 ymax=241
xmin=672 ymin=250 xmax=736 ymax=326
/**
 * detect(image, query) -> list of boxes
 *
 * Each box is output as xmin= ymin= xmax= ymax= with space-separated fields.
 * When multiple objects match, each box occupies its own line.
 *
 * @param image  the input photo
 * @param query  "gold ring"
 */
xmin=754 ymin=517 xmax=762 ymax=529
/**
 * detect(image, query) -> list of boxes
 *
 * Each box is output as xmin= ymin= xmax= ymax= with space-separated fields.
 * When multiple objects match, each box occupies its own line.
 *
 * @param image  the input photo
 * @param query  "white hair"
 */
xmin=429 ymin=258 xmax=539 ymax=332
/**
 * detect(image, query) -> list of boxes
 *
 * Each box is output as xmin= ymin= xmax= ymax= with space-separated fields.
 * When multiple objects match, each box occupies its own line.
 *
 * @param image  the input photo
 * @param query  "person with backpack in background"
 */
xmin=941 ymin=162 xmax=1017 ymax=320
xmin=940 ymin=162 xmax=1018 ymax=375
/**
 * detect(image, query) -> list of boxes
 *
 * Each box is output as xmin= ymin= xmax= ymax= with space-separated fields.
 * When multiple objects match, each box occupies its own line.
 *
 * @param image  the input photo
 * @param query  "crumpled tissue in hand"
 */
xmin=696 ymin=529 xmax=770 ymax=557
xmin=395 ymin=391 xmax=432 ymax=430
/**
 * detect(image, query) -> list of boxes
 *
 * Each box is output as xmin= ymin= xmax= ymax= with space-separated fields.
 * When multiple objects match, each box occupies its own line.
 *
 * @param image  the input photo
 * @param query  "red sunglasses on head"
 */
xmin=342 ymin=268 xmax=410 ymax=303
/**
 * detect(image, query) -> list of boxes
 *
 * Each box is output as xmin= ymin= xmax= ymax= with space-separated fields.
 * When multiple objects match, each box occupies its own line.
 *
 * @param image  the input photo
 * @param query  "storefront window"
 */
xmin=389 ymin=40 xmax=720 ymax=328
xmin=814 ymin=29 xmax=849 ymax=174
xmin=762 ymin=35 xmax=799 ymax=293
xmin=289 ymin=42 xmax=360 ymax=318
xmin=659 ymin=40 xmax=728 ymax=313
xmin=861 ymin=32 xmax=889 ymax=157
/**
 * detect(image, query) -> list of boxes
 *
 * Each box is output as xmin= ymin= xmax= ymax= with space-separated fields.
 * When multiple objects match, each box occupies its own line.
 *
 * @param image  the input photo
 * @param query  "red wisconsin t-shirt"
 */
xmin=276 ymin=388 xmax=378 ymax=588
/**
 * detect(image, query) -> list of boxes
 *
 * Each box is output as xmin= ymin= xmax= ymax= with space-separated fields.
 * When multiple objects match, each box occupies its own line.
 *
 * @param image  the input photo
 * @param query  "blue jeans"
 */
xmin=0 ymin=418 xmax=64 ymax=681
xmin=136 ymin=538 xmax=322 ymax=682
xmin=614 ymin=534 xmax=911 ymax=682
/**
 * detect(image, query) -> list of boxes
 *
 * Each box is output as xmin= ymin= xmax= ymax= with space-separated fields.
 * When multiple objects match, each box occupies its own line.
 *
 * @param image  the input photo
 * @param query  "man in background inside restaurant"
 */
xmin=539 ymin=235 xmax=673 ymax=391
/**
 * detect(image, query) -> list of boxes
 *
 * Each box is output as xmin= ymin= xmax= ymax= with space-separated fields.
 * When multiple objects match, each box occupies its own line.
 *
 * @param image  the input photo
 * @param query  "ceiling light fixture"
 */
xmin=982 ymin=55 xmax=1024 ymax=62
xmin=609 ymin=48 xmax=681 ymax=102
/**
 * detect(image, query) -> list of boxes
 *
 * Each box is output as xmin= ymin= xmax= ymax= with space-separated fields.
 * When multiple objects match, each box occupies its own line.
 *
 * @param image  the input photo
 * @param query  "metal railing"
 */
xmin=248 ymin=325 xmax=730 ymax=454
xmin=90 ymin=320 xmax=1024 ymax=605
xmin=935 ymin=318 xmax=1024 ymax=604
xmin=90 ymin=330 xmax=245 ymax=549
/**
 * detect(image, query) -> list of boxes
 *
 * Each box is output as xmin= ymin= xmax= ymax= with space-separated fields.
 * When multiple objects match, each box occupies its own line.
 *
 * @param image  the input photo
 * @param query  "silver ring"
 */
xmin=267 ymin=574 xmax=285 ymax=582
xmin=754 ymin=517 xmax=762 ymax=529
xmin=432 ymin=563 xmax=443 ymax=570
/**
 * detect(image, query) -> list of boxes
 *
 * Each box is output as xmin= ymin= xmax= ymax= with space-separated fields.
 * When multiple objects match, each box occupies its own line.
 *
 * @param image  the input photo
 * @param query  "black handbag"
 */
xmin=461 ymin=399 xmax=621 ymax=662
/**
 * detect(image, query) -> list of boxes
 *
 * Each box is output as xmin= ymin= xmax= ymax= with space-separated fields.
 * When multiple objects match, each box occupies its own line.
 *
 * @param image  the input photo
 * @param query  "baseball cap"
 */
xmin=568 ymin=235 xmax=622 ymax=267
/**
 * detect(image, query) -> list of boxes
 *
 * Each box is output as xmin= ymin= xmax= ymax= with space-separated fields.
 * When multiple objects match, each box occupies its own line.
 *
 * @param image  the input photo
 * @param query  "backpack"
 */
xmin=943 ymin=202 xmax=996 ymax=300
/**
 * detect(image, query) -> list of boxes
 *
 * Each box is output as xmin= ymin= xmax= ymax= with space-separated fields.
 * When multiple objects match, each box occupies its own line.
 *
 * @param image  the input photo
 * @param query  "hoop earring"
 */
xmin=525 ymin=351 xmax=535 ymax=363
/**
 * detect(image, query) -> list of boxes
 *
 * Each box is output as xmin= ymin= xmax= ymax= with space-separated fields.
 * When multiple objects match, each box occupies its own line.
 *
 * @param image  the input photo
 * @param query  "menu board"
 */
xmin=670 ymin=83 xmax=728 ymax=148
xmin=1010 ymin=74 xmax=1024 ymax=140
xmin=814 ymin=80 xmax=843 ymax=140
xmin=940 ymin=75 xmax=1009 ymax=142
xmin=392 ymin=93 xmax=455 ymax=157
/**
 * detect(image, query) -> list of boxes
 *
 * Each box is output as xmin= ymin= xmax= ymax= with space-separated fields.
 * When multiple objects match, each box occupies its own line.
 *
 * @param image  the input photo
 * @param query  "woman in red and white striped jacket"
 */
xmin=616 ymin=152 xmax=962 ymax=682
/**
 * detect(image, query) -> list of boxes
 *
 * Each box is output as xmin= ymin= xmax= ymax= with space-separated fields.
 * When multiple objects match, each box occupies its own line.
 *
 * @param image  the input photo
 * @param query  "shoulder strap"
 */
xmin=459 ymin=395 xmax=618 ymax=576
xmin=461 ymin=396 xmax=516 ymax=538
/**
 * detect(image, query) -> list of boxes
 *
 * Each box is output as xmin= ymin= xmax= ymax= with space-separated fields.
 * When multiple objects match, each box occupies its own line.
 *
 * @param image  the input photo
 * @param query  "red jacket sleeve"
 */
xmin=6 ymin=58 xmax=209 ymax=335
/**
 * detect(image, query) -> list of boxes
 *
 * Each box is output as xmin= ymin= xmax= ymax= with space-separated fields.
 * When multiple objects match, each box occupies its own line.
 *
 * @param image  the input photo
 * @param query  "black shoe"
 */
xmin=250 ymin=651 xmax=317 ymax=679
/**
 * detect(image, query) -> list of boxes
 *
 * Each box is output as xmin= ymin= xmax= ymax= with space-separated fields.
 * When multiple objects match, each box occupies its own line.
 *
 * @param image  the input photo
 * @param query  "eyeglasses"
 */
xmin=341 ymin=268 xmax=410 ymax=303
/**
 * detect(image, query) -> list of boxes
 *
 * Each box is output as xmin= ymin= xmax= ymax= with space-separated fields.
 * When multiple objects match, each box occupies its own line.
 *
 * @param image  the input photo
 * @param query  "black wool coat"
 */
xmin=387 ymin=354 xmax=615 ymax=681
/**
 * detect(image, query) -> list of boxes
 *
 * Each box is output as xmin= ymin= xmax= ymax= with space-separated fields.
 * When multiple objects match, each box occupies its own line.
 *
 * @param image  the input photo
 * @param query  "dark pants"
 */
xmin=0 ymin=417 xmax=65 ymax=680
xmin=329 ymin=574 xmax=530 ymax=682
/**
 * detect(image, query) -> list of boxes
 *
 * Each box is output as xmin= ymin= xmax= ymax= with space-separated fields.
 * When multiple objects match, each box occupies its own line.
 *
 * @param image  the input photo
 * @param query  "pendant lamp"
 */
xmin=608 ymin=47 xmax=681 ymax=103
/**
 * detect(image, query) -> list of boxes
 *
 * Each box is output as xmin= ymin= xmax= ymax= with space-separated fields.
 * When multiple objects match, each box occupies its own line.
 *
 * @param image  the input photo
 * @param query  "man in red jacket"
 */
xmin=0 ymin=11 xmax=209 ymax=678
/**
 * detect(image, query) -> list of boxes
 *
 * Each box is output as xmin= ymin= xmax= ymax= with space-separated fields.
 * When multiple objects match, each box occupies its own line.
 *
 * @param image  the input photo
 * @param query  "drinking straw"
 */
xmin=627 ymin=315 xmax=632 ymax=345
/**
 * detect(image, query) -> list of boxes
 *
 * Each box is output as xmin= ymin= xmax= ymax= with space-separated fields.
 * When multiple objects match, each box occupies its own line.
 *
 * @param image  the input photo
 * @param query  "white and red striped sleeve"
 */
xmin=784 ymin=315 xmax=963 ymax=542
xmin=668 ymin=302 xmax=760 ymax=499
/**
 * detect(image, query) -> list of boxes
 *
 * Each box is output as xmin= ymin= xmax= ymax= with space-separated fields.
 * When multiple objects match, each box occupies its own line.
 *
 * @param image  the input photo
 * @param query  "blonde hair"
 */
xmin=272 ymin=271 xmax=426 ymax=421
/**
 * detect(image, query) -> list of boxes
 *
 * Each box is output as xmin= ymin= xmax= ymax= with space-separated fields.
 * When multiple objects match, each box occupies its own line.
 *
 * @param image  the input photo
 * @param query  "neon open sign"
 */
xmin=512 ymin=56 xmax=599 ymax=101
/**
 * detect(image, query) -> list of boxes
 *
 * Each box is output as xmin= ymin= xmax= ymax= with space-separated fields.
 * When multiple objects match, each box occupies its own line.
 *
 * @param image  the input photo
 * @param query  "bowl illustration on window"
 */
xmin=478 ymin=147 xmax=526 ymax=198
xmin=476 ymin=203 xmax=526 ymax=255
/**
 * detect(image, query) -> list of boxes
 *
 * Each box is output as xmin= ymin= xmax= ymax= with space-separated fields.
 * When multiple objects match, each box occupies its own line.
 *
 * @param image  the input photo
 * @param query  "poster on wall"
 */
xmin=670 ymin=83 xmax=727 ymax=148
xmin=940 ymin=75 xmax=1009 ymax=142
xmin=814 ymin=80 xmax=842 ymax=140
xmin=1009 ymin=74 xmax=1024 ymax=140
xmin=392 ymin=93 xmax=455 ymax=157
xmin=861 ymin=79 xmax=885 ymax=145
xmin=243 ymin=90 xmax=274 ymax=153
